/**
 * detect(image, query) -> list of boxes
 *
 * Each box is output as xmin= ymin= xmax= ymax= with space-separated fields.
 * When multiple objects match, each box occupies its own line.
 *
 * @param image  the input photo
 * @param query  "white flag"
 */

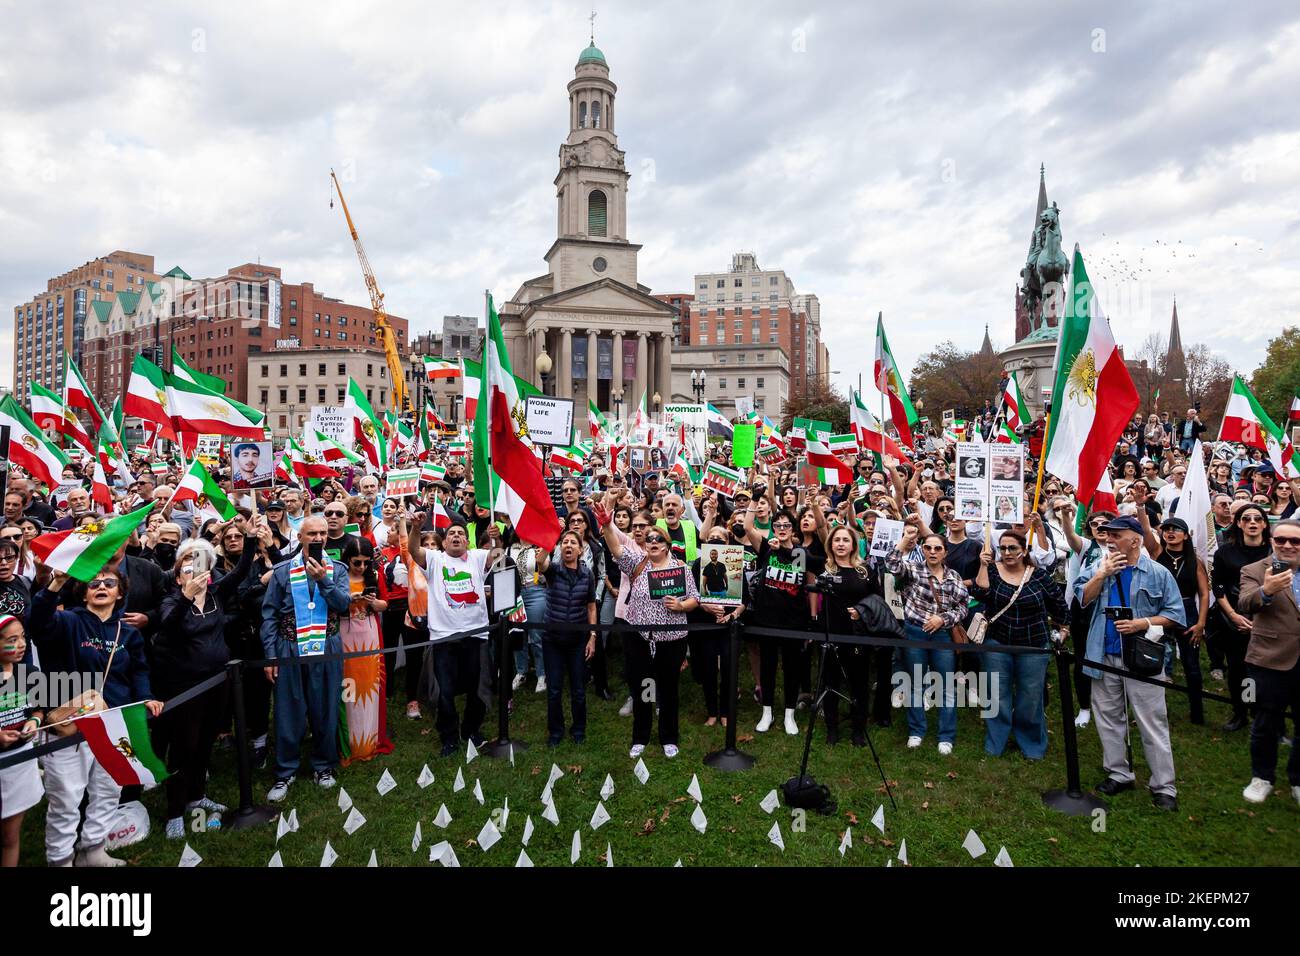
xmin=1177 ymin=440 xmax=1214 ymax=561
xmin=477 ymin=818 xmax=502 ymax=852
xmin=691 ymin=803 xmax=708 ymax=834
xmin=267 ymin=850 xmax=283 ymax=867
xmin=522 ymin=815 xmax=535 ymax=846
xmin=962 ymin=829 xmax=987 ymax=859
xmin=768 ymin=821 xmax=785 ymax=851
xmin=321 ymin=840 xmax=338 ymax=868
xmin=417 ymin=764 xmax=435 ymax=789
xmin=687 ymin=774 xmax=703 ymax=803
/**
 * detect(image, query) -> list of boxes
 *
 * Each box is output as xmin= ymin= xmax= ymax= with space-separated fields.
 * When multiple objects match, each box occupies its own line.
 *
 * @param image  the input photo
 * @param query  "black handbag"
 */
xmin=1114 ymin=572 xmax=1165 ymax=677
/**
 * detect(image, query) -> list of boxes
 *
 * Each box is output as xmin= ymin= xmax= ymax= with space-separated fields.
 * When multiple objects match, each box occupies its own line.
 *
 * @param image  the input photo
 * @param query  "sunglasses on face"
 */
xmin=325 ymin=510 xmax=346 ymax=517
xmin=1273 ymin=536 xmax=1300 ymax=546
xmin=921 ymin=544 xmax=945 ymax=552
xmin=1240 ymin=516 xmax=1266 ymax=524
xmin=772 ymin=523 xmax=793 ymax=530
xmin=87 ymin=578 xmax=119 ymax=591
xmin=644 ymin=534 xmax=667 ymax=545
xmin=348 ymin=558 xmax=369 ymax=567
xmin=631 ymin=522 xmax=650 ymax=530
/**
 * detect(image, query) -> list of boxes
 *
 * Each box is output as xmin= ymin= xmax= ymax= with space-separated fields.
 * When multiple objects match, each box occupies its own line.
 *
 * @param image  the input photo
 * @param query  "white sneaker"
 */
xmin=663 ymin=744 xmax=679 ymax=758
xmin=783 ymin=708 xmax=799 ymax=736
xmin=937 ymin=741 xmax=953 ymax=756
xmin=1210 ymin=669 xmax=1224 ymax=681
xmin=1292 ymin=785 xmax=1300 ymax=806
xmin=892 ymin=688 xmax=906 ymax=709
xmin=165 ymin=817 xmax=185 ymax=840
xmin=74 ymin=844 xmax=125 ymax=867
xmin=629 ymin=744 xmax=645 ymax=759
xmin=186 ymin=796 xmax=228 ymax=815
xmin=267 ymin=778 xmax=292 ymax=802
xmin=619 ymin=696 xmax=634 ymax=717
xmin=755 ymin=706 xmax=773 ymax=733
xmin=1242 ymin=777 xmax=1273 ymax=804
xmin=967 ymin=684 xmax=980 ymax=708
xmin=906 ymin=735 xmax=923 ymax=749
xmin=511 ymin=673 xmax=525 ymax=691
xmin=535 ymin=676 xmax=547 ymax=693
xmin=1074 ymin=708 xmax=1091 ymax=729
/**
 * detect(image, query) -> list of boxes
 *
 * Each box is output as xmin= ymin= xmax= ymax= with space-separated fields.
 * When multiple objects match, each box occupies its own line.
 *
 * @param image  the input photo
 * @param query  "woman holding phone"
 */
xmin=339 ymin=537 xmax=392 ymax=764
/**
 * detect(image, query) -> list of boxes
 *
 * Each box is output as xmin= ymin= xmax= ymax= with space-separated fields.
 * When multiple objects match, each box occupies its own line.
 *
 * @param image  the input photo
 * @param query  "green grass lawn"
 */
xmin=18 ymin=654 xmax=1300 ymax=867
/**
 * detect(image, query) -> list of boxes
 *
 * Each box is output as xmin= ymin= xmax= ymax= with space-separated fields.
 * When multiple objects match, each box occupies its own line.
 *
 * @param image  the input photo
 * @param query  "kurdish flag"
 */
xmin=1219 ymin=375 xmax=1296 ymax=477
xmin=472 ymin=293 xmax=562 ymax=550
xmin=171 ymin=348 xmax=227 ymax=395
xmin=64 ymin=355 xmax=108 ymax=433
xmin=170 ymin=459 xmax=238 ymax=521
xmin=0 ymin=394 xmax=70 ymax=488
xmin=346 ymin=377 xmax=387 ymax=471
xmin=997 ymin=372 xmax=1026 ymax=443
xmin=423 ymin=356 xmax=460 ymax=380
xmin=73 ymin=702 xmax=169 ymax=788
xmin=1044 ymin=245 xmax=1139 ymax=508
xmin=29 ymin=503 xmax=155 ymax=582
xmin=873 ymin=312 xmax=921 ymax=449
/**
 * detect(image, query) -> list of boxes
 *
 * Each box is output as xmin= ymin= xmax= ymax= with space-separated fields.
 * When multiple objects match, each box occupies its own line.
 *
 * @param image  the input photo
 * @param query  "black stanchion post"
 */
xmin=1041 ymin=648 xmax=1107 ymax=816
xmin=704 ymin=620 xmax=755 ymax=771
xmin=225 ymin=659 xmax=278 ymax=830
xmin=483 ymin=615 xmax=528 ymax=758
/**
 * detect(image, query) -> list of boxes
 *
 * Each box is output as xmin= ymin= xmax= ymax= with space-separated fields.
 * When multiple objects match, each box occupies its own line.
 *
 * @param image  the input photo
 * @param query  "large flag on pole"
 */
xmin=1177 ymin=440 xmax=1215 ymax=561
xmin=705 ymin=402 xmax=733 ymax=439
xmin=589 ymin=400 xmax=613 ymax=442
xmin=171 ymin=348 xmax=227 ymax=395
xmin=29 ymin=382 xmax=66 ymax=434
xmin=1219 ymin=375 xmax=1297 ymax=477
xmin=63 ymin=355 xmax=107 ymax=433
xmin=345 ymin=377 xmax=387 ymax=471
xmin=29 ymin=502 xmax=154 ymax=582
xmin=473 ymin=293 xmax=562 ymax=550
xmin=124 ymin=356 xmax=177 ymax=441
xmin=423 ymin=356 xmax=460 ymax=380
xmin=1044 ymin=245 xmax=1139 ymax=508
xmin=0 ymin=394 xmax=70 ymax=489
xmin=169 ymin=459 xmax=239 ymax=521
xmin=165 ymin=372 xmax=264 ymax=439
xmin=873 ymin=313 xmax=920 ymax=449
xmin=996 ymin=372 xmax=1027 ymax=444
xmin=461 ymin=356 xmax=482 ymax=423
xmin=849 ymin=389 xmax=906 ymax=460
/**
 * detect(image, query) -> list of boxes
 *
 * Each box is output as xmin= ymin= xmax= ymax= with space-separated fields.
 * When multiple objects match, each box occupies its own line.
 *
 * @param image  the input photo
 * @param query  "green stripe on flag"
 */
xmin=120 ymin=702 xmax=170 ymax=782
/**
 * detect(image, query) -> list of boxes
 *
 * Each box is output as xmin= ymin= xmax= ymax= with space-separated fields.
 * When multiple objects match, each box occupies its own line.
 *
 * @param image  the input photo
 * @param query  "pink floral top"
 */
xmin=615 ymin=541 xmax=699 ymax=644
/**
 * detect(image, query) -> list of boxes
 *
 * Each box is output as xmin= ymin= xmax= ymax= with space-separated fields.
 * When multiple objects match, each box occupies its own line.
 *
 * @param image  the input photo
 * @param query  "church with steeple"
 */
xmin=499 ymin=40 xmax=677 ymax=412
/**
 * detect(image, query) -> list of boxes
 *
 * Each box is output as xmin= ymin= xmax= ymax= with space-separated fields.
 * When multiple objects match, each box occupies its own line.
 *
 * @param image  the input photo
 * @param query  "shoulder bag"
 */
xmin=966 ymin=567 xmax=1032 ymax=645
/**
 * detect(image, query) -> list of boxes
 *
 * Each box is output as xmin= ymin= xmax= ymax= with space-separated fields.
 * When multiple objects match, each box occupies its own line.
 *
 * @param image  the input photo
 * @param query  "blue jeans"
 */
xmin=982 ymin=640 xmax=1050 ymax=759
xmin=543 ymin=635 xmax=588 ymax=742
xmin=514 ymin=586 xmax=547 ymax=678
xmin=901 ymin=623 xmax=957 ymax=743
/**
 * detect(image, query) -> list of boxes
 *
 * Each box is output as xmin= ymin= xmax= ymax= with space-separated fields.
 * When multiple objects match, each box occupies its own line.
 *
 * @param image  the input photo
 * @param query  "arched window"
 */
xmin=578 ymin=101 xmax=587 ymax=128
xmin=587 ymin=189 xmax=607 ymax=237
xmin=590 ymin=100 xmax=601 ymax=129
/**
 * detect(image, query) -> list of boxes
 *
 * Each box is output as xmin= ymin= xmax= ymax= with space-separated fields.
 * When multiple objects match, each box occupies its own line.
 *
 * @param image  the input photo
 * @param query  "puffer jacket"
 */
xmin=28 ymin=587 xmax=152 ymax=708
xmin=544 ymin=561 xmax=596 ymax=636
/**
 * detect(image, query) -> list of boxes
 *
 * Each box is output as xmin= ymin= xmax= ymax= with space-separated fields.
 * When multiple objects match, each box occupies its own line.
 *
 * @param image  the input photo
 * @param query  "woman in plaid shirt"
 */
xmin=885 ymin=519 xmax=969 ymax=754
xmin=970 ymin=530 xmax=1069 ymax=760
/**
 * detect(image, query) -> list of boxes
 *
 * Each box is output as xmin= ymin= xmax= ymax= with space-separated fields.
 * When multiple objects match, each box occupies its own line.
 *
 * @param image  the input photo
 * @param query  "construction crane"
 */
xmin=329 ymin=169 xmax=411 ymax=414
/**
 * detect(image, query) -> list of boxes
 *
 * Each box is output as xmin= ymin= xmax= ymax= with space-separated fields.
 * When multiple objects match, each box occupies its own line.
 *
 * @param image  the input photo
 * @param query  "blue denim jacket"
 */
xmin=1071 ymin=553 xmax=1186 ymax=679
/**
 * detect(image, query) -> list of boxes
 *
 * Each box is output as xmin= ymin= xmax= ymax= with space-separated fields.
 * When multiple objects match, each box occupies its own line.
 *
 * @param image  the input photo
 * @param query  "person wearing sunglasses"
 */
xmin=30 ymin=567 xmax=161 ymax=866
xmin=611 ymin=510 xmax=655 ymax=718
xmin=596 ymin=495 xmax=701 ymax=758
xmin=1211 ymin=504 xmax=1274 ymax=733
xmin=0 ymin=538 xmax=32 ymax=623
xmin=1149 ymin=517 xmax=1209 ymax=724
xmin=1237 ymin=518 xmax=1300 ymax=805
xmin=337 ymin=537 xmax=392 ymax=765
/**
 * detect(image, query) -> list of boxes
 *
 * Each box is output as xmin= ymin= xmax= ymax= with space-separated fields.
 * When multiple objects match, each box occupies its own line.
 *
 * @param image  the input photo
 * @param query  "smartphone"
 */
xmin=1104 ymin=606 xmax=1134 ymax=621
xmin=188 ymin=549 xmax=214 ymax=575
xmin=307 ymin=542 xmax=325 ymax=563
xmin=1271 ymin=559 xmax=1288 ymax=575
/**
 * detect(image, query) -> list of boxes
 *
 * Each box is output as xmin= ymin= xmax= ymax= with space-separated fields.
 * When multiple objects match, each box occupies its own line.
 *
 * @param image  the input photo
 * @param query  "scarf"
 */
xmin=291 ymin=561 xmax=332 ymax=656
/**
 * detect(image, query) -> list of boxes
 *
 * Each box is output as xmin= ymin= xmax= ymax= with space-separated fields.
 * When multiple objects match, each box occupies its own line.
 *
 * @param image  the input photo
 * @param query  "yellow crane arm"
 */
xmin=329 ymin=169 xmax=410 ymax=413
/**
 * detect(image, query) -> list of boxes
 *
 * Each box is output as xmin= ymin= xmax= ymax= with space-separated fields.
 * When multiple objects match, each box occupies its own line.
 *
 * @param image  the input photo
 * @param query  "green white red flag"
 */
xmin=0 ymin=394 xmax=70 ymax=489
xmin=170 ymin=348 xmax=227 ymax=395
xmin=873 ymin=312 xmax=920 ymax=449
xmin=345 ymin=377 xmax=387 ymax=472
xmin=702 ymin=461 xmax=743 ymax=497
xmin=997 ymin=373 xmax=1026 ymax=444
xmin=63 ymin=355 xmax=108 ymax=433
xmin=1044 ymin=245 xmax=1139 ymax=508
xmin=805 ymin=431 xmax=854 ymax=484
xmin=29 ymin=502 xmax=154 ymax=582
xmin=73 ymin=702 xmax=169 ymax=787
xmin=1219 ymin=375 xmax=1297 ymax=477
xmin=423 ymin=356 xmax=460 ymax=380
xmin=849 ymin=390 xmax=905 ymax=459
xmin=589 ymin=400 xmax=613 ymax=442
xmin=170 ymin=459 xmax=239 ymax=522
xmin=29 ymin=382 xmax=65 ymax=434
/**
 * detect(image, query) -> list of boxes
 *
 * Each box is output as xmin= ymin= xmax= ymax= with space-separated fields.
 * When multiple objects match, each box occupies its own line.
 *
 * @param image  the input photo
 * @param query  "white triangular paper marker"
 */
xmin=633 ymin=758 xmax=650 ymax=785
xmin=522 ymin=815 xmax=535 ymax=846
xmin=276 ymin=811 xmax=291 ymax=843
xmin=994 ymin=846 xmax=1013 ymax=868
xmin=570 ymin=829 xmax=582 ymax=864
xmin=962 ymin=829 xmax=987 ymax=859
xmin=321 ymin=840 xmax=338 ymax=868
xmin=433 ymin=804 xmax=452 ymax=828
xmin=687 ymin=774 xmax=703 ymax=803
xmin=600 ymin=773 xmax=615 ymax=800
xmin=428 ymin=840 xmax=450 ymax=863
xmin=691 ymin=803 xmax=708 ymax=834
xmin=839 ymin=826 xmax=852 ymax=857
xmin=548 ymin=763 xmax=565 ymax=786
xmin=477 ymin=818 xmax=502 ymax=852
xmin=590 ymin=801 xmax=611 ymax=830
xmin=674 ymin=859 xmax=683 ymax=867
xmin=759 ymin=789 xmax=779 ymax=814
xmin=178 ymin=843 xmax=202 ymax=868
xmin=509 ymin=744 xmax=515 ymax=767
xmin=343 ymin=806 xmax=367 ymax=835
xmin=501 ymin=796 xmax=510 ymax=832
xmin=466 ymin=739 xmax=479 ymax=764
xmin=287 ymin=808 xmax=300 ymax=832
xmin=441 ymin=845 xmax=461 ymax=868
xmin=417 ymin=764 xmax=435 ymax=789
xmin=516 ymin=848 xmax=534 ymax=867
xmin=542 ymin=798 xmax=560 ymax=826
xmin=367 ymin=849 xmax=378 ymax=867
xmin=898 ymin=839 xmax=908 ymax=865
xmin=540 ymin=782 xmax=553 ymax=806
xmin=886 ymin=858 xmax=893 ymax=868
xmin=870 ymin=804 xmax=885 ymax=833
xmin=337 ymin=787 xmax=353 ymax=813
xmin=453 ymin=767 xmax=465 ymax=792
xmin=606 ymin=842 xmax=614 ymax=867
xmin=267 ymin=850 xmax=283 ymax=868
xmin=473 ymin=778 xmax=485 ymax=806
xmin=376 ymin=768 xmax=397 ymax=796
xmin=412 ymin=821 xmax=423 ymax=853
xmin=768 ymin=821 xmax=784 ymax=851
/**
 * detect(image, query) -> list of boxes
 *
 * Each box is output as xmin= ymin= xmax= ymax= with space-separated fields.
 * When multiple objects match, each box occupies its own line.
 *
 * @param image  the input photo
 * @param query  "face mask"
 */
xmin=153 ymin=543 xmax=177 ymax=565
xmin=731 ymin=524 xmax=745 ymax=537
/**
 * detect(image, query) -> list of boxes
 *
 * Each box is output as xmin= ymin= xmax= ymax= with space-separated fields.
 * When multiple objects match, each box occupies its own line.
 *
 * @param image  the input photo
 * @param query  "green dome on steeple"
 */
xmin=577 ymin=42 xmax=607 ymax=66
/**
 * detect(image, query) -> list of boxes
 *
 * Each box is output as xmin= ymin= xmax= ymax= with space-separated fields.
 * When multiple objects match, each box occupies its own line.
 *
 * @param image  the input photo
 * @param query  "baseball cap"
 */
xmin=1159 ymin=516 xmax=1189 ymax=535
xmin=264 ymin=499 xmax=285 ymax=512
xmin=1100 ymin=515 xmax=1142 ymax=535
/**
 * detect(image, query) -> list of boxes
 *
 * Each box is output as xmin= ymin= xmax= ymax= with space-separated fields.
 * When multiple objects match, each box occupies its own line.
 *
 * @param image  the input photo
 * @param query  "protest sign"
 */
xmin=731 ymin=423 xmax=756 ymax=468
xmin=697 ymin=543 xmax=744 ymax=606
xmin=385 ymin=468 xmax=421 ymax=498
xmin=646 ymin=566 xmax=687 ymax=600
xmin=702 ymin=461 xmax=742 ymax=497
xmin=869 ymin=518 xmax=905 ymax=557
xmin=954 ymin=441 xmax=989 ymax=521
xmin=524 ymin=395 xmax=575 ymax=447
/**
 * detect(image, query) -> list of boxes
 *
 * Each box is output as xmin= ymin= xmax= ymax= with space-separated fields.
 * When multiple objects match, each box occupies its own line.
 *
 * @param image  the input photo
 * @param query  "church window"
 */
xmin=587 ymin=190 xmax=607 ymax=237
xmin=578 ymin=102 xmax=587 ymax=128
xmin=590 ymin=100 xmax=602 ymax=128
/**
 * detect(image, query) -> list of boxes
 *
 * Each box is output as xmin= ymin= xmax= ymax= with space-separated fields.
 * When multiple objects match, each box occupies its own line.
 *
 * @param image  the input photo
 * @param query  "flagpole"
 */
xmin=484 ymin=289 xmax=497 ymax=532
xmin=1031 ymin=405 xmax=1052 ymax=515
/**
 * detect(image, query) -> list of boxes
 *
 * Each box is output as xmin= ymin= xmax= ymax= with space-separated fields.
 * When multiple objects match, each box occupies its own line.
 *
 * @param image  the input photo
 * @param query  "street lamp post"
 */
xmin=612 ymin=387 xmax=624 ymax=425
xmin=690 ymin=369 xmax=706 ymax=404
xmin=535 ymin=349 xmax=554 ymax=397
xmin=288 ymin=403 xmax=296 ymax=441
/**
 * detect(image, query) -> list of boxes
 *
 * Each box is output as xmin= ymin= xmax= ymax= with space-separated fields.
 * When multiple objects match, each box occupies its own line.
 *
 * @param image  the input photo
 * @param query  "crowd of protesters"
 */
xmin=0 ymin=399 xmax=1297 ymax=867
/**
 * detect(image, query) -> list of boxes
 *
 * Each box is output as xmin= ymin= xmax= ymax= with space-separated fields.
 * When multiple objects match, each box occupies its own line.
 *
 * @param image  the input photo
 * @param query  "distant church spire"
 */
xmin=1165 ymin=295 xmax=1186 ymax=380
xmin=980 ymin=323 xmax=994 ymax=356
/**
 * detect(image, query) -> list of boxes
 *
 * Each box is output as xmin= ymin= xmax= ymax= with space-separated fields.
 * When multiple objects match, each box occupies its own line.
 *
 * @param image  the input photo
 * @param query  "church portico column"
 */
xmin=656 ymin=331 xmax=672 ymax=405
xmin=587 ymin=330 xmax=599 ymax=409
xmin=612 ymin=331 xmax=624 ymax=402
xmin=634 ymin=331 xmax=649 ymax=407
xmin=559 ymin=327 xmax=574 ymax=398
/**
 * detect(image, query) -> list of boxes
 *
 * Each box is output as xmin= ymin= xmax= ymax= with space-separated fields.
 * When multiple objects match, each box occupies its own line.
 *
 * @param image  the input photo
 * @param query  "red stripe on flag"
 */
xmin=75 ymin=711 xmax=139 ymax=785
xmin=1075 ymin=355 xmax=1139 ymax=501
xmin=490 ymin=389 xmax=561 ymax=550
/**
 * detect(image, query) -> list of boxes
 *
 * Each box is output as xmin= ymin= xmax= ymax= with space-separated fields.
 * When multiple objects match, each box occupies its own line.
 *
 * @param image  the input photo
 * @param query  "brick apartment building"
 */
xmin=686 ymin=252 xmax=827 ymax=404
xmin=79 ymin=260 xmax=408 ymax=408
xmin=11 ymin=250 xmax=159 ymax=404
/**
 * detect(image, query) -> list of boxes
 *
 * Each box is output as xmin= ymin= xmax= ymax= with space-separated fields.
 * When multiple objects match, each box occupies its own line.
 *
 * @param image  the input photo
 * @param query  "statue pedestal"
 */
xmin=1000 ymin=326 xmax=1059 ymax=419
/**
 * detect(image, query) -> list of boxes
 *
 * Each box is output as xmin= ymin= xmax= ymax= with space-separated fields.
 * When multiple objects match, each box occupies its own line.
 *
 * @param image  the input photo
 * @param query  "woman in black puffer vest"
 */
xmin=539 ymin=531 xmax=597 ymax=747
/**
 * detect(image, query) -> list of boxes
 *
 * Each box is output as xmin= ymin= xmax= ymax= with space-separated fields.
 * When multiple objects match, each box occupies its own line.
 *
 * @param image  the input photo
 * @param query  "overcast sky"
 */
xmin=3 ymin=1 xmax=1298 ymax=403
